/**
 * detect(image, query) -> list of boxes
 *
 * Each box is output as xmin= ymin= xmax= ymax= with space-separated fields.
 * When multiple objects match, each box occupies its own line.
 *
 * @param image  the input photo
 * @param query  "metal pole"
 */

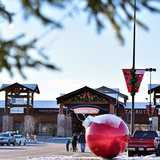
xmin=150 ymin=71 xmax=151 ymax=129
xmin=145 ymin=68 xmax=156 ymax=129
xmin=131 ymin=0 xmax=136 ymax=135
xmin=150 ymin=71 xmax=151 ymax=107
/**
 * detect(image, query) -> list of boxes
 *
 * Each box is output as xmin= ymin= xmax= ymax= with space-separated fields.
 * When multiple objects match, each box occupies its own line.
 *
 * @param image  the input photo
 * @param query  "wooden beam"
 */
xmin=59 ymin=103 xmax=64 ymax=114
xmin=154 ymin=95 xmax=160 ymax=98
xmin=154 ymin=91 xmax=156 ymax=105
xmin=7 ymin=95 xmax=33 ymax=98
xmin=8 ymin=104 xmax=32 ymax=107
xmin=31 ymin=93 xmax=34 ymax=116
xmin=27 ymin=91 xmax=29 ymax=115
xmin=109 ymin=103 xmax=113 ymax=114
xmin=5 ymin=91 xmax=8 ymax=115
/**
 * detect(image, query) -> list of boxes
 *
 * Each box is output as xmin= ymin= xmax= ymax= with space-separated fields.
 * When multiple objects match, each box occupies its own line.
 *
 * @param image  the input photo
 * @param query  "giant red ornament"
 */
xmin=83 ymin=114 xmax=129 ymax=159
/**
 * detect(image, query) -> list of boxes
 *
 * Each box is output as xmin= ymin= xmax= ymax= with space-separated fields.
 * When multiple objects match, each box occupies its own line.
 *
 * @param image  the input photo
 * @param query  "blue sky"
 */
xmin=0 ymin=1 xmax=160 ymax=103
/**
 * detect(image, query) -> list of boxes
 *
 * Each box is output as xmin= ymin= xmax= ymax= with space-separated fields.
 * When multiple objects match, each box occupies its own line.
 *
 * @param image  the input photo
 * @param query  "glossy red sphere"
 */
xmin=85 ymin=114 xmax=129 ymax=159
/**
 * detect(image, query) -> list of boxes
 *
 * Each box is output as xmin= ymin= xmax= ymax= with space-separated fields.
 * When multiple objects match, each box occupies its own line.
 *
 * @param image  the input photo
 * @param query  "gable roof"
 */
xmin=148 ymin=84 xmax=160 ymax=94
xmin=56 ymin=86 xmax=118 ymax=104
xmin=95 ymin=86 xmax=128 ymax=100
xmin=0 ymin=82 xmax=40 ymax=94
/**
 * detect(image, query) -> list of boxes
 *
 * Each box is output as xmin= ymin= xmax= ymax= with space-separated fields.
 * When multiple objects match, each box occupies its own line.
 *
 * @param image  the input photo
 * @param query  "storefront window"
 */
xmin=36 ymin=123 xmax=57 ymax=135
xmin=14 ymin=123 xmax=24 ymax=134
xmin=42 ymin=126 xmax=46 ymax=133
xmin=127 ymin=124 xmax=151 ymax=135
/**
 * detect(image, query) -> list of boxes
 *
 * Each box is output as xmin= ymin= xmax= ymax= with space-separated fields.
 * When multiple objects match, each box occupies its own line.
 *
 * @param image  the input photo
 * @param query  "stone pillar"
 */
xmin=59 ymin=103 xmax=64 ymax=114
xmin=24 ymin=115 xmax=33 ymax=135
xmin=2 ymin=115 xmax=14 ymax=132
xmin=57 ymin=114 xmax=73 ymax=137
xmin=152 ymin=116 xmax=158 ymax=130
xmin=57 ymin=114 xmax=65 ymax=137
xmin=65 ymin=116 xmax=72 ymax=137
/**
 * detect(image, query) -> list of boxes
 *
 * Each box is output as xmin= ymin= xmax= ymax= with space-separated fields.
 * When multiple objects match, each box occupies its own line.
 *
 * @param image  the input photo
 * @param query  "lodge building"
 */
xmin=0 ymin=82 xmax=160 ymax=136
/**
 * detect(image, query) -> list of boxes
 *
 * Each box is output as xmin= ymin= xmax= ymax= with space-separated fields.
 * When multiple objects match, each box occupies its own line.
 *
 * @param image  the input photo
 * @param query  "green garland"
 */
xmin=69 ymin=92 xmax=105 ymax=102
xmin=130 ymin=69 xmax=137 ymax=96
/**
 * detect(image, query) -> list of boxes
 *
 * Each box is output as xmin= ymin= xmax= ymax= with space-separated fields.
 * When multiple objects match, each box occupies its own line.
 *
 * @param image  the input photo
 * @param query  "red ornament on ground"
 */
xmin=83 ymin=114 xmax=129 ymax=159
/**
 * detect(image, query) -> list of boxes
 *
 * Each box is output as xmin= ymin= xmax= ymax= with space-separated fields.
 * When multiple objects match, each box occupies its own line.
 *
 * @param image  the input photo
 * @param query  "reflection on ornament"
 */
xmin=83 ymin=114 xmax=129 ymax=159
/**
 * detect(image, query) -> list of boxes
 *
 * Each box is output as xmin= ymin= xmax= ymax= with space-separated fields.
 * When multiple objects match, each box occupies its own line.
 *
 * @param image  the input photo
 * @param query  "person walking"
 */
xmin=78 ymin=131 xmax=86 ymax=152
xmin=71 ymin=134 xmax=78 ymax=152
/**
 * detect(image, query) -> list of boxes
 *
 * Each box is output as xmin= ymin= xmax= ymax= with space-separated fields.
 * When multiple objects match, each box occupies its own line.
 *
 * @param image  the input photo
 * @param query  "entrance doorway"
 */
xmin=68 ymin=104 xmax=109 ymax=134
xmin=72 ymin=113 xmax=86 ymax=134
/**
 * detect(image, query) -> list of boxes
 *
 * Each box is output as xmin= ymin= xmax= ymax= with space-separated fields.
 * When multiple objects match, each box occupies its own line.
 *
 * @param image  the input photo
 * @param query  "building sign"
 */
xmin=125 ymin=109 xmax=147 ymax=114
xmin=33 ymin=109 xmax=59 ymax=115
xmin=122 ymin=69 xmax=145 ymax=93
xmin=39 ymin=109 xmax=59 ymax=114
xmin=10 ymin=107 xmax=24 ymax=114
xmin=73 ymin=107 xmax=99 ymax=114
xmin=11 ymin=98 xmax=24 ymax=104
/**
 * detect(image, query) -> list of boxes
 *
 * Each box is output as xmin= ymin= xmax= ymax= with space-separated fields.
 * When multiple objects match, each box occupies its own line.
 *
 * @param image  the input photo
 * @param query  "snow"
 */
xmin=27 ymin=154 xmax=160 ymax=160
xmin=26 ymin=139 xmax=160 ymax=160
xmin=83 ymin=114 xmax=122 ymax=129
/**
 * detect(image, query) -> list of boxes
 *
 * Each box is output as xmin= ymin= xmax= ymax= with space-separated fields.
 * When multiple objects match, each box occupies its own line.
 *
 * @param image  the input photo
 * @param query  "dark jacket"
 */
xmin=71 ymin=134 xmax=77 ymax=147
xmin=78 ymin=132 xmax=86 ymax=143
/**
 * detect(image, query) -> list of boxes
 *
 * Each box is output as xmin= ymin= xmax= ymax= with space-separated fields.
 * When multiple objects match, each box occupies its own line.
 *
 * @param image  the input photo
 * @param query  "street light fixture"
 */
xmin=145 ymin=68 xmax=156 ymax=129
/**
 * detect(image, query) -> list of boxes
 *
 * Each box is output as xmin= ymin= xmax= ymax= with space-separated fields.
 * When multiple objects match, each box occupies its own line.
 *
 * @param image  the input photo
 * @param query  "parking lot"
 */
xmin=0 ymin=136 xmax=100 ymax=160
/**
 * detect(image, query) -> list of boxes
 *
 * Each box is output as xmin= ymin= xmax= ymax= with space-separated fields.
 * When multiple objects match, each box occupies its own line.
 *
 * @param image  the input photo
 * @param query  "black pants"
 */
xmin=66 ymin=145 xmax=69 ymax=151
xmin=72 ymin=142 xmax=77 ymax=151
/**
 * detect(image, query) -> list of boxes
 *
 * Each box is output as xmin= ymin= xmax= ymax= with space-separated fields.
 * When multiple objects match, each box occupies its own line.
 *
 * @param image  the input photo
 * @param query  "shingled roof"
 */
xmin=0 ymin=82 xmax=40 ymax=94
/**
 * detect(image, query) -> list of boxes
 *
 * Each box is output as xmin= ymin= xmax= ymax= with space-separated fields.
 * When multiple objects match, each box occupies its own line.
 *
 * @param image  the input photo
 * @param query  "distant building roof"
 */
xmin=125 ymin=102 xmax=151 ymax=109
xmin=0 ymin=100 xmax=59 ymax=108
xmin=0 ymin=100 xmax=152 ymax=109
xmin=95 ymin=86 xmax=128 ymax=100
xmin=33 ymin=100 xmax=59 ymax=108
xmin=148 ymin=84 xmax=160 ymax=90
xmin=0 ymin=83 xmax=40 ymax=94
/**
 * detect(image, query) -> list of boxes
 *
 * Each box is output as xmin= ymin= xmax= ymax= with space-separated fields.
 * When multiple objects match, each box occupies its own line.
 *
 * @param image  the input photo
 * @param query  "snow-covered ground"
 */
xmin=27 ymin=137 xmax=160 ymax=160
xmin=27 ymin=154 xmax=160 ymax=160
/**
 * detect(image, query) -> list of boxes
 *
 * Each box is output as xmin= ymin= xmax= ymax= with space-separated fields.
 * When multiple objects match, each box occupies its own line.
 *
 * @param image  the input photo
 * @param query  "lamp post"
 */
xmin=130 ymin=0 xmax=136 ymax=135
xmin=145 ymin=68 xmax=156 ymax=129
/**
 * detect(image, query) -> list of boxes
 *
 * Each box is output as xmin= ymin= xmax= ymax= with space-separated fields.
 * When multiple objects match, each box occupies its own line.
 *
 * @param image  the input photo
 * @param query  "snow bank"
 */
xmin=27 ymin=154 xmax=102 ymax=160
xmin=28 ymin=154 xmax=160 ymax=160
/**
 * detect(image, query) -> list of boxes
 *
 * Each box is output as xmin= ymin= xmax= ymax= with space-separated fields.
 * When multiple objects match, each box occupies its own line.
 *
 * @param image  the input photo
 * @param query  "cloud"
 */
xmin=47 ymin=79 xmax=102 ymax=91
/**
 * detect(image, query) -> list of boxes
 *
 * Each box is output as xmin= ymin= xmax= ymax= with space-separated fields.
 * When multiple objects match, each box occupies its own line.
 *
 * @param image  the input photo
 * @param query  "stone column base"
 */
xmin=24 ymin=116 xmax=34 ymax=136
xmin=152 ymin=116 xmax=158 ymax=130
xmin=57 ymin=114 xmax=65 ymax=137
xmin=65 ymin=116 xmax=72 ymax=137
xmin=57 ymin=114 xmax=72 ymax=137
xmin=2 ymin=115 xmax=14 ymax=132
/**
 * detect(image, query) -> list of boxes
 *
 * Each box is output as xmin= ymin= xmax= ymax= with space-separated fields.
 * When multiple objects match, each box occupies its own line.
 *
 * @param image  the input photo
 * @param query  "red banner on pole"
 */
xmin=122 ymin=69 xmax=145 ymax=93
xmin=145 ymin=105 xmax=156 ymax=116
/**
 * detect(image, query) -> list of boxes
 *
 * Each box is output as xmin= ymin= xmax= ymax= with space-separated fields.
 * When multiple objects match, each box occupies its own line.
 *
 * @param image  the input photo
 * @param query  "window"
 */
xmin=36 ymin=123 xmax=57 ymax=135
